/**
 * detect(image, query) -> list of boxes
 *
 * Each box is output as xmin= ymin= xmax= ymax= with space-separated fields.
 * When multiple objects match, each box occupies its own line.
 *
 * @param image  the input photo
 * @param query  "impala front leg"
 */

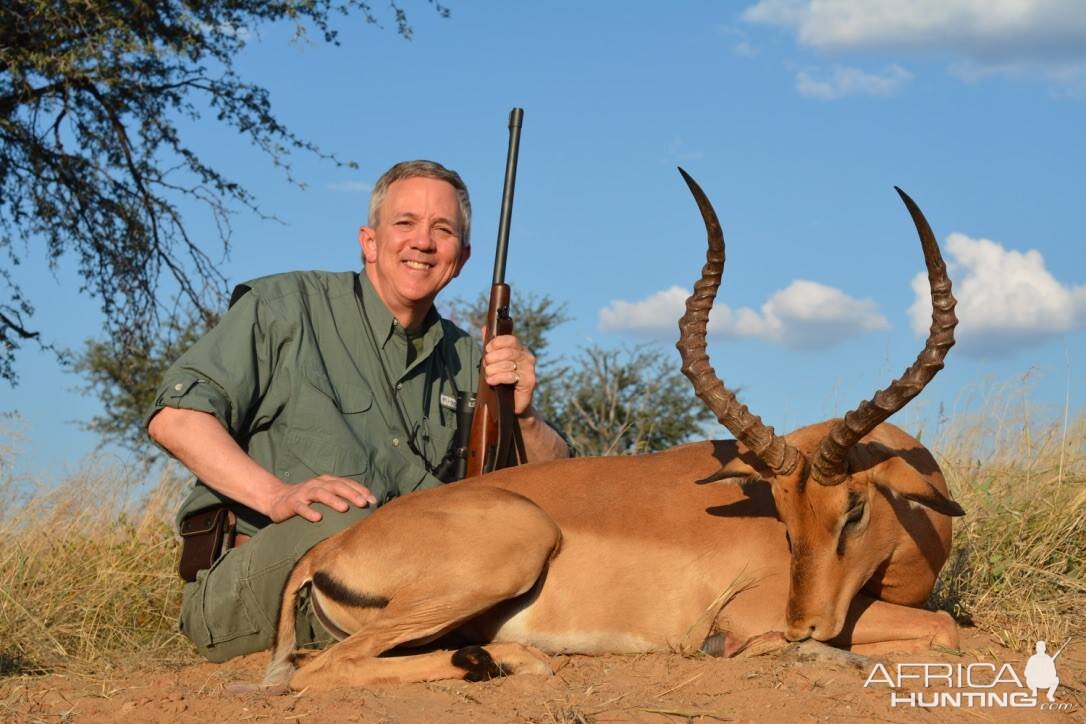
xmin=830 ymin=593 xmax=959 ymax=655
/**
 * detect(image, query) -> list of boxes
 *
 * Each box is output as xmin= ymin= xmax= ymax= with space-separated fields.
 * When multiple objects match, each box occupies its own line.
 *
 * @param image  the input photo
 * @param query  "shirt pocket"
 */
xmin=278 ymin=365 xmax=374 ymax=481
xmin=282 ymin=431 xmax=370 ymax=480
xmin=304 ymin=365 xmax=372 ymax=414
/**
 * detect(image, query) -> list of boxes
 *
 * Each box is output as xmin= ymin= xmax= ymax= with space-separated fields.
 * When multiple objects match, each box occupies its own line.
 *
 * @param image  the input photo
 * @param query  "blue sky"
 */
xmin=5 ymin=1 xmax=1085 ymax=480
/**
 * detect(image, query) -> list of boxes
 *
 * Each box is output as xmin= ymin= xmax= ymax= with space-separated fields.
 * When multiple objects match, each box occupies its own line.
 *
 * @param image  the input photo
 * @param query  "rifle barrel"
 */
xmin=492 ymin=107 xmax=524 ymax=286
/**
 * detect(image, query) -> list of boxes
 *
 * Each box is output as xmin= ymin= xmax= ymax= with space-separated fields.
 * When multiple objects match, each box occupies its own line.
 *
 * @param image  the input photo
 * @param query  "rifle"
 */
xmin=463 ymin=107 xmax=528 ymax=478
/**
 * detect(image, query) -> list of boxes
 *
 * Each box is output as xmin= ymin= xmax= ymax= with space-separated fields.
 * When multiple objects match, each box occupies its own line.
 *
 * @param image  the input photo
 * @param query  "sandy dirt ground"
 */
xmin=2 ymin=628 xmax=1082 ymax=722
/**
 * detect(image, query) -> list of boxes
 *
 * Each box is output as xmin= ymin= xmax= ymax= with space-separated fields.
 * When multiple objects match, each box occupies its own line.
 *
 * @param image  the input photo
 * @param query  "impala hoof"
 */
xmin=452 ymin=645 xmax=506 ymax=681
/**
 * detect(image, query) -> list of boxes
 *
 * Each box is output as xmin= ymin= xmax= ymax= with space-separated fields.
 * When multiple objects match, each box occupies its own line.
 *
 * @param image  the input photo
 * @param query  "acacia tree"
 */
xmin=0 ymin=0 xmax=446 ymax=384
xmin=542 ymin=344 xmax=714 ymax=457
xmin=74 ymin=307 xmax=220 ymax=456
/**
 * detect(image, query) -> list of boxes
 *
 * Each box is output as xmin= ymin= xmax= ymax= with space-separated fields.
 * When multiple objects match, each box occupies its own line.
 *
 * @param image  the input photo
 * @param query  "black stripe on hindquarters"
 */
xmin=312 ymin=570 xmax=390 ymax=608
xmin=451 ymin=645 xmax=510 ymax=681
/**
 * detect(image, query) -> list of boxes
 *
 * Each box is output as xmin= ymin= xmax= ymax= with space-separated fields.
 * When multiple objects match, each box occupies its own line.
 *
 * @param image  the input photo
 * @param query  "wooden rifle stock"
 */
xmin=464 ymin=108 xmax=527 ymax=478
xmin=465 ymin=283 xmax=527 ymax=476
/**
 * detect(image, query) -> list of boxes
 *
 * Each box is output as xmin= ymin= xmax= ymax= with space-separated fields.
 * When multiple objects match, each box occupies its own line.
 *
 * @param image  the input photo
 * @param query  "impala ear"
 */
xmin=869 ymin=457 xmax=965 ymax=517
xmin=697 ymin=456 xmax=761 ymax=485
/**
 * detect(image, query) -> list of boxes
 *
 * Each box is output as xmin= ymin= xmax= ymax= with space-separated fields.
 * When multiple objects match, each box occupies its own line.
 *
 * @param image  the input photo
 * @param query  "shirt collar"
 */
xmin=356 ymin=272 xmax=445 ymax=372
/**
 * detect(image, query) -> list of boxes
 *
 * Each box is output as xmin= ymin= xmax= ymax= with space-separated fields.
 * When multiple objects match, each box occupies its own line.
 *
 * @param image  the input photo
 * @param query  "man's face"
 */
xmin=359 ymin=176 xmax=470 ymax=325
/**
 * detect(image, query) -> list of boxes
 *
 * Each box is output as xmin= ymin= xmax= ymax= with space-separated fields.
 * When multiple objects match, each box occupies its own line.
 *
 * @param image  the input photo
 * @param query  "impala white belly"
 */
xmin=493 ymin=612 xmax=657 ymax=654
xmin=485 ymin=531 xmax=776 ymax=655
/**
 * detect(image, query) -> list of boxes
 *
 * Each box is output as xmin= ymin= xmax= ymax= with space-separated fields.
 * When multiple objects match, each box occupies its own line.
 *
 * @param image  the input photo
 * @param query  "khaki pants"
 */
xmin=179 ymin=503 xmax=373 ymax=663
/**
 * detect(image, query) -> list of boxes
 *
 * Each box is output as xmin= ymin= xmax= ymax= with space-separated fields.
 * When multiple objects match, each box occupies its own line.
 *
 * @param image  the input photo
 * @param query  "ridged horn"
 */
xmin=810 ymin=187 xmax=957 ymax=486
xmin=675 ymin=168 xmax=802 ymax=477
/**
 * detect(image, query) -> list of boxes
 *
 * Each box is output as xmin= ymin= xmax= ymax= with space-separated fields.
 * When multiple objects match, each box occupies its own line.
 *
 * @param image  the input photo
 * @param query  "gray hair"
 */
xmin=367 ymin=160 xmax=472 ymax=248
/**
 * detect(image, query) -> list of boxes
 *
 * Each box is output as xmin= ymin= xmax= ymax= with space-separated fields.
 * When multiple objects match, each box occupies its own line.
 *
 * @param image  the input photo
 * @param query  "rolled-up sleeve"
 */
xmin=152 ymin=372 xmax=233 ymax=426
xmin=146 ymin=290 xmax=281 ymax=440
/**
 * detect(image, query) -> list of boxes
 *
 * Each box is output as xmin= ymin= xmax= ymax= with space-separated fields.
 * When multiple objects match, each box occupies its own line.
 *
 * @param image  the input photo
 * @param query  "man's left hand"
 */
xmin=483 ymin=334 xmax=537 ymax=416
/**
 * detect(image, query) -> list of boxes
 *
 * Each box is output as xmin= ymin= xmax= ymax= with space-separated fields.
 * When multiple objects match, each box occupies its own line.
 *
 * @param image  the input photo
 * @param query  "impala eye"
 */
xmin=837 ymin=504 xmax=865 ymax=556
xmin=844 ymin=504 xmax=865 ymax=527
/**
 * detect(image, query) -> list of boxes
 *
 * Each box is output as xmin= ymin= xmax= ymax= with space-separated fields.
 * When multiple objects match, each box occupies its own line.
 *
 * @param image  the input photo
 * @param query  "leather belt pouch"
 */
xmin=178 ymin=505 xmax=236 ymax=582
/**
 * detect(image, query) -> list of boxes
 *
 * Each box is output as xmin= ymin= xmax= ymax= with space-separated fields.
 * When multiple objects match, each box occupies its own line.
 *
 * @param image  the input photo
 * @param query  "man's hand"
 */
xmin=483 ymin=334 xmax=537 ymax=416
xmin=149 ymin=407 xmax=380 ymax=524
xmin=481 ymin=333 xmax=570 ymax=462
xmin=266 ymin=474 xmax=378 ymax=523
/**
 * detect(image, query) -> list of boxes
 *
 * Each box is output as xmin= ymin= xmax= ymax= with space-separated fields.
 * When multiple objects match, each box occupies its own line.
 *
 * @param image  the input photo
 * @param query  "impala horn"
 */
xmin=809 ymin=188 xmax=958 ymax=486
xmin=675 ymin=168 xmax=802 ymax=478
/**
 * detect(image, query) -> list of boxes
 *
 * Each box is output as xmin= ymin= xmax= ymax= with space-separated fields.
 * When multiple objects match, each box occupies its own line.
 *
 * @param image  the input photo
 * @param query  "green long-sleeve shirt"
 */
xmin=148 ymin=270 xmax=480 ymax=536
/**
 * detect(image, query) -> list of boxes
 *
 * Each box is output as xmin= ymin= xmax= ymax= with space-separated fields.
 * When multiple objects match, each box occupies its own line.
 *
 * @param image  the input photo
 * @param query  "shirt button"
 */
xmin=174 ymin=383 xmax=184 ymax=391
xmin=392 ymin=437 xmax=400 ymax=447
xmin=395 ymin=382 xmax=402 ymax=391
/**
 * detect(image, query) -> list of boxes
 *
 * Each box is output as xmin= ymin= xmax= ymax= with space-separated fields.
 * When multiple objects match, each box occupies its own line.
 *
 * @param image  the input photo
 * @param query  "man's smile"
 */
xmin=402 ymin=260 xmax=434 ymax=270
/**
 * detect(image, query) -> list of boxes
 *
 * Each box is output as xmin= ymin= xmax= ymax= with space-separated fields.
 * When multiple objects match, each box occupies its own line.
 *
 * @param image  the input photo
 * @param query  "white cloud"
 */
xmin=743 ymin=0 xmax=1086 ymax=92
xmin=718 ymin=24 xmax=761 ymax=58
xmin=755 ymin=280 xmax=891 ymax=347
xmin=734 ymin=41 xmax=761 ymax=58
xmin=949 ymin=59 xmax=1086 ymax=98
xmin=327 ymin=181 xmax=372 ymax=193
xmin=599 ymin=280 xmax=888 ymax=350
xmin=795 ymin=64 xmax=912 ymax=99
xmin=743 ymin=0 xmax=808 ymax=28
xmin=743 ymin=0 xmax=1086 ymax=57
xmin=908 ymin=233 xmax=1086 ymax=357
xmin=599 ymin=286 xmax=689 ymax=335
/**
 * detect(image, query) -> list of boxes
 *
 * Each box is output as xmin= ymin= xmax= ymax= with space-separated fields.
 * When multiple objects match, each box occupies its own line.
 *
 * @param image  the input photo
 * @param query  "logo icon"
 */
xmin=862 ymin=636 xmax=1074 ymax=710
xmin=1025 ymin=637 xmax=1070 ymax=703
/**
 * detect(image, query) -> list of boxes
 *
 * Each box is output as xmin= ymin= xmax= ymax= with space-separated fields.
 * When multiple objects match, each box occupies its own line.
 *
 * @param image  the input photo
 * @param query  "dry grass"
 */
xmin=0 ymin=453 xmax=197 ymax=676
xmin=928 ymin=382 xmax=1086 ymax=649
xmin=0 ymin=385 xmax=1082 ymax=678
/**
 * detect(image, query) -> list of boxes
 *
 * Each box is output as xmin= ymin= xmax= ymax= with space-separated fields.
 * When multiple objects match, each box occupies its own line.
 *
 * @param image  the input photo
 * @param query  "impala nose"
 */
xmin=786 ymin=612 xmax=841 ymax=641
xmin=785 ymin=623 xmax=816 ymax=642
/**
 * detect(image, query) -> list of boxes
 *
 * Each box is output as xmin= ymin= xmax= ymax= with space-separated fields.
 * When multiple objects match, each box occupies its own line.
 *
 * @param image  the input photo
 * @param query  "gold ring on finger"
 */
xmin=512 ymin=360 xmax=518 ymax=372
xmin=514 ymin=372 xmax=520 ymax=385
